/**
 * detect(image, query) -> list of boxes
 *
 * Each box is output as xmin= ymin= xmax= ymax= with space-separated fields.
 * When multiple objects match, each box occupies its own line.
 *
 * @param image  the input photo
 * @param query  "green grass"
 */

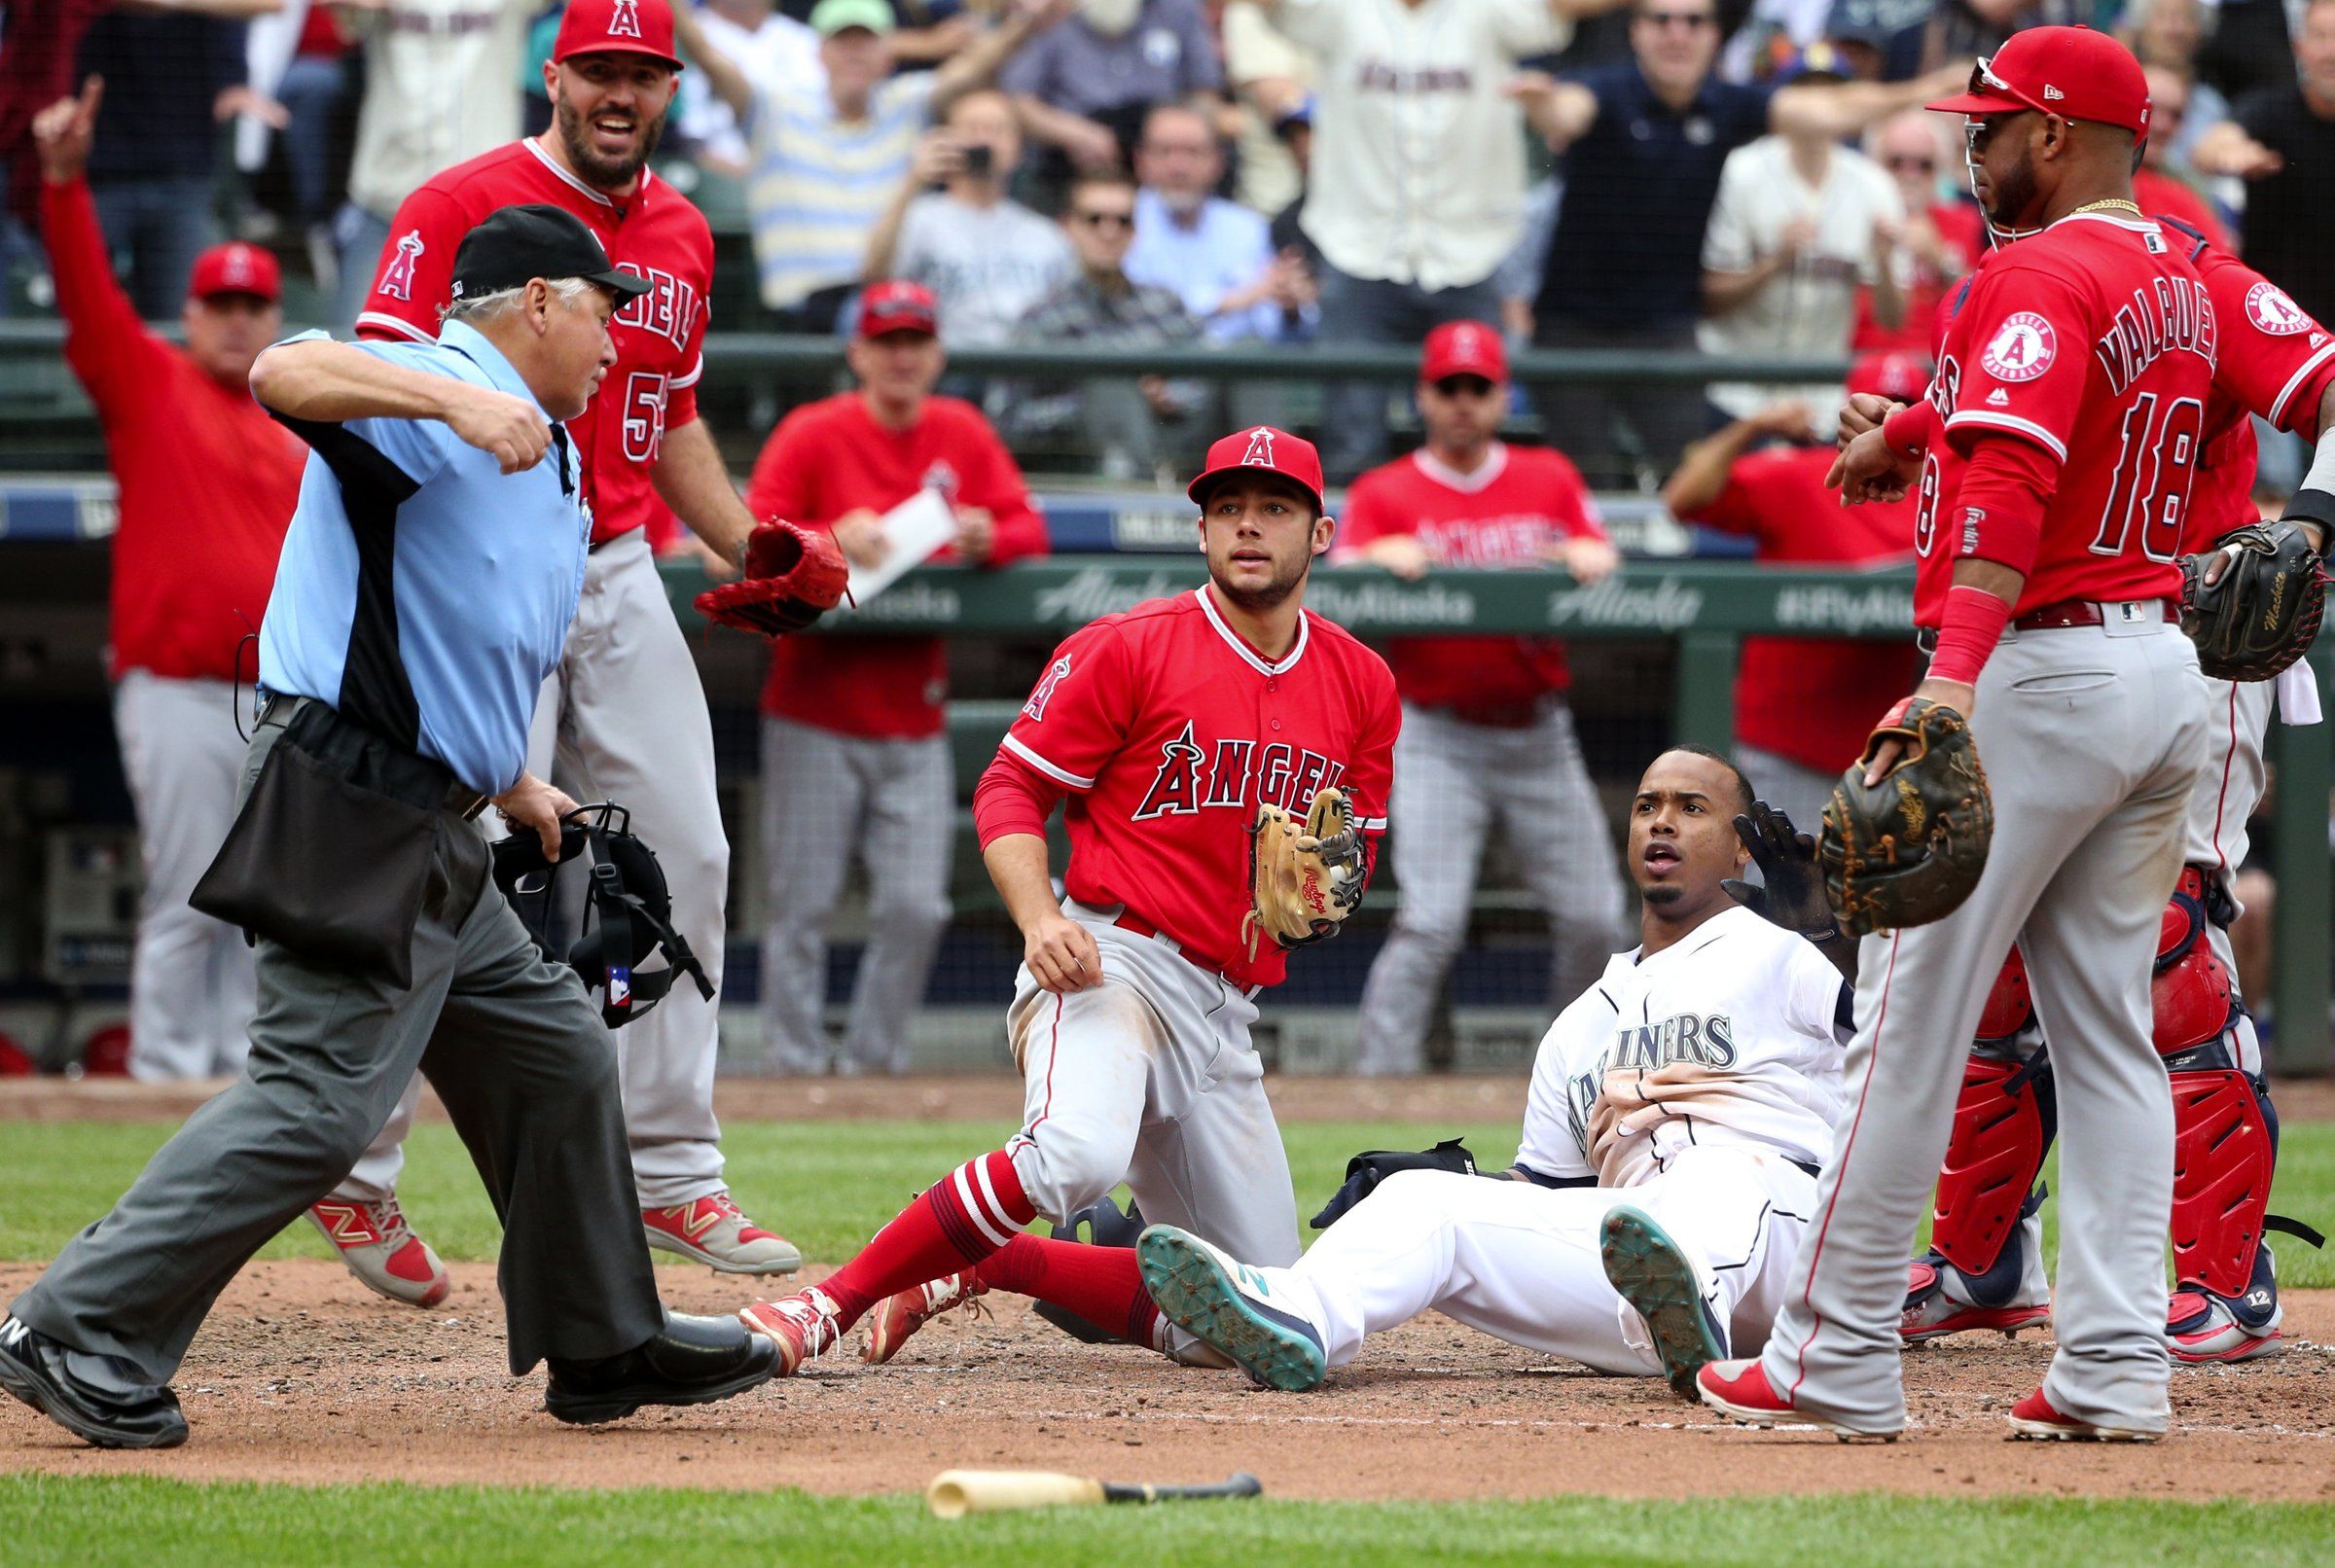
xmin=3 ymin=1116 xmax=2331 ymax=1286
xmin=2 ymin=1475 xmax=2330 ymax=1568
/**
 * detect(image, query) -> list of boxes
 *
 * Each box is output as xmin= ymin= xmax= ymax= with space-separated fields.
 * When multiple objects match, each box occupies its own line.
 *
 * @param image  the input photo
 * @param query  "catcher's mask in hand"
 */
xmin=490 ymin=801 xmax=714 ymax=1028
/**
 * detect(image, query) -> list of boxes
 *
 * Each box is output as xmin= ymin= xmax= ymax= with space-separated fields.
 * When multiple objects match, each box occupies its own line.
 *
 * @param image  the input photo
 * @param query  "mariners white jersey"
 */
xmin=1515 ymin=906 xmax=1851 ymax=1185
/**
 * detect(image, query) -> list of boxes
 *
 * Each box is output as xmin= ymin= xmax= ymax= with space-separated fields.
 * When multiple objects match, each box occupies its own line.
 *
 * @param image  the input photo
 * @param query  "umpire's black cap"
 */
xmin=449 ymin=204 xmax=650 ymax=303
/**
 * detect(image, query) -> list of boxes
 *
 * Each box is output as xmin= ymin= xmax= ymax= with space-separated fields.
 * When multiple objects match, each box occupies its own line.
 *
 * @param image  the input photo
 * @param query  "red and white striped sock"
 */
xmin=816 ymin=1150 xmax=1034 ymax=1330
xmin=973 ymin=1233 xmax=1164 ymax=1349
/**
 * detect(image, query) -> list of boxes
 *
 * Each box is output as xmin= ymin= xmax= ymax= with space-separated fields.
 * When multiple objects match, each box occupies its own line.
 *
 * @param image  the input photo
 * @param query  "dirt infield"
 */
xmin=7 ymin=1076 xmax=2331 ymax=1502
xmin=2 ymin=1259 xmax=2328 ymax=1503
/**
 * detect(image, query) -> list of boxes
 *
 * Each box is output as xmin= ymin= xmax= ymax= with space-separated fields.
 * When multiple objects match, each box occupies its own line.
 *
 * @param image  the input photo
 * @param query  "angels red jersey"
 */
xmin=1912 ymin=213 xmax=2217 ymax=624
xmin=1335 ymin=443 xmax=1606 ymax=710
xmin=2173 ymin=231 xmax=2335 ymax=540
xmin=355 ymin=138 xmax=713 ymax=547
xmin=988 ymin=588 xmax=1399 ymax=991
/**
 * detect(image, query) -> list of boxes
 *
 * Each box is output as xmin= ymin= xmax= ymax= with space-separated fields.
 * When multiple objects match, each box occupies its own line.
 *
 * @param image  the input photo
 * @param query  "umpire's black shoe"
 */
xmin=0 ymin=1315 xmax=189 ymax=1449
xmin=543 ymin=1309 xmax=777 ymax=1425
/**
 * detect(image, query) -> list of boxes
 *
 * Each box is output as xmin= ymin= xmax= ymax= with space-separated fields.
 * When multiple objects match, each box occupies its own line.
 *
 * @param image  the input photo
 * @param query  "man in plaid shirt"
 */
xmin=1012 ymin=167 xmax=1205 ymax=480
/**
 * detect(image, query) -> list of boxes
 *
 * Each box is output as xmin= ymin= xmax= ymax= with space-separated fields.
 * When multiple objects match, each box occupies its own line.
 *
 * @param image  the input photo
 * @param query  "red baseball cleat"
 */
xmin=737 ymin=1289 xmax=843 ymax=1375
xmin=1696 ymin=1359 xmax=1898 ymax=1441
xmin=308 ymin=1195 xmax=450 ymax=1308
xmin=642 ymin=1192 xmax=802 ymax=1275
xmin=863 ymin=1272 xmax=988 ymax=1366
xmin=2006 ymin=1386 xmax=2161 ymax=1442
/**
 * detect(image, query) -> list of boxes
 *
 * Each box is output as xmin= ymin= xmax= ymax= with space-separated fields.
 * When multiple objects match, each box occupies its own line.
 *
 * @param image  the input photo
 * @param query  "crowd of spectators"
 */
xmin=5 ymin=0 xmax=2327 ymax=489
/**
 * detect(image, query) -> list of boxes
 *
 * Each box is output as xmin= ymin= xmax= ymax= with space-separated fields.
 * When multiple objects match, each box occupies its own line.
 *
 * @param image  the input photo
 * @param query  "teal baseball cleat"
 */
xmin=1599 ymin=1204 xmax=1729 ymax=1399
xmin=1135 ymin=1225 xmax=1327 ymax=1392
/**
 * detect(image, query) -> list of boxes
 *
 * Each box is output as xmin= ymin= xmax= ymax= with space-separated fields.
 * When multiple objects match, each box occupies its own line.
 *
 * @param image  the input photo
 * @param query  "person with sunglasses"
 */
xmin=1699 ymin=26 xmax=2221 ymax=1443
xmin=1336 ymin=320 xmax=1629 ymax=1076
xmin=1853 ymin=109 xmax=1983 ymax=356
xmin=1013 ymin=166 xmax=1208 ymax=478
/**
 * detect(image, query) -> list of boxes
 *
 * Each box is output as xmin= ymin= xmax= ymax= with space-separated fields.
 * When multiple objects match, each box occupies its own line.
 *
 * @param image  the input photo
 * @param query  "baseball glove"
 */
xmin=693 ymin=518 xmax=849 ymax=637
xmin=2177 ymin=519 xmax=2327 ymax=681
xmin=1820 ymin=697 xmax=1993 ymax=937
xmin=1240 ymin=786 xmax=1366 ymax=960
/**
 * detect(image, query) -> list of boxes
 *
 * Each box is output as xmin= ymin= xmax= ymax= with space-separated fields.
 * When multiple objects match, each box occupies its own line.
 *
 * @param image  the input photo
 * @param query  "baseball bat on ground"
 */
xmin=925 ymin=1469 xmax=1263 ymax=1518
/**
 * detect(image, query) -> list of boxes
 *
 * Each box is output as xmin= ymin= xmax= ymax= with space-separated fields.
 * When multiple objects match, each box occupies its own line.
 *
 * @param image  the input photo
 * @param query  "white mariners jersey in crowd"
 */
xmin=1515 ymin=906 xmax=1852 ymax=1185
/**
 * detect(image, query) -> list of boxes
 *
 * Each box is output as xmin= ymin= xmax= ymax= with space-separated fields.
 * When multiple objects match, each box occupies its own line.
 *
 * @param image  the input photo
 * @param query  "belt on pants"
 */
xmin=256 ymin=694 xmax=492 ymax=821
xmin=1420 ymin=695 xmax=1561 ymax=730
xmin=1110 ymin=911 xmax=1261 ymax=999
xmin=1915 ymin=595 xmax=2174 ymax=655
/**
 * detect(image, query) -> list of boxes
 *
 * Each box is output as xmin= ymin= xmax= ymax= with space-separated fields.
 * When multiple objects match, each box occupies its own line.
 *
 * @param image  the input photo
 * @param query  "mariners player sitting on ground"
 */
xmin=1135 ymin=747 xmax=1854 ymax=1394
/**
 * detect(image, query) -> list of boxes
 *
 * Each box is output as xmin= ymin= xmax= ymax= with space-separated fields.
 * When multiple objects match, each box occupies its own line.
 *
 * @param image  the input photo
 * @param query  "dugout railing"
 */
xmin=659 ymin=555 xmax=2335 ymax=1079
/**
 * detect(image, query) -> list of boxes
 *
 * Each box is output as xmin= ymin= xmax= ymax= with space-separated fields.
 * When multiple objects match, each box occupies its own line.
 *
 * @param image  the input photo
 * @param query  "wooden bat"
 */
xmin=925 ymin=1469 xmax=1263 ymax=1518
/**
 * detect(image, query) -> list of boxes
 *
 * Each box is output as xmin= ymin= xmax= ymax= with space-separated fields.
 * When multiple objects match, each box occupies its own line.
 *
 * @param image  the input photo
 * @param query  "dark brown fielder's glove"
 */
xmin=2178 ymin=519 xmax=2327 ymax=681
xmin=1821 ymin=696 xmax=1993 ymax=937
xmin=694 ymin=518 xmax=849 ymax=637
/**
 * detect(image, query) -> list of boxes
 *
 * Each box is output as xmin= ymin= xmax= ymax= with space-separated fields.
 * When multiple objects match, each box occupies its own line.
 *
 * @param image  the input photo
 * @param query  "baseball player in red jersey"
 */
xmin=1663 ymin=351 xmax=1927 ymax=832
xmin=1336 ymin=320 xmax=1626 ymax=1075
xmin=733 ymin=428 xmax=1400 ymax=1373
xmin=1697 ymin=28 xmax=2217 ymax=1441
xmin=32 ymin=78 xmax=305 ymax=1083
xmin=1895 ymin=226 xmax=2335 ymax=1364
xmin=746 ymin=281 xmax=1049 ymax=1076
xmin=312 ymin=0 xmax=800 ymax=1298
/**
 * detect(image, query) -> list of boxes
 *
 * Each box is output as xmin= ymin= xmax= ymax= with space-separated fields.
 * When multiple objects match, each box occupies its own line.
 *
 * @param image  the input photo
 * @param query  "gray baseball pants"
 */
xmin=1354 ymin=701 xmax=1626 ymax=1075
xmin=113 ymin=672 xmax=256 ymax=1081
xmin=759 ymin=715 xmax=953 ymax=1076
xmin=1757 ymin=613 xmax=2207 ymax=1434
xmin=9 ymin=709 xmax=664 ymax=1382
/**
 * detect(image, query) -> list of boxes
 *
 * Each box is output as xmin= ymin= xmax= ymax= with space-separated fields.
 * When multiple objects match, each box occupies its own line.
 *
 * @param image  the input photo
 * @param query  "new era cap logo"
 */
xmin=2043 ymin=85 xmax=2064 ymax=100
xmin=609 ymin=0 xmax=642 ymax=37
xmin=1240 ymin=427 xmax=1275 ymax=467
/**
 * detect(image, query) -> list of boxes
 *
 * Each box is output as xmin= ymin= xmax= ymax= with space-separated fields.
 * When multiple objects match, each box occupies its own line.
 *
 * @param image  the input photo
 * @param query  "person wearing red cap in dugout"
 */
xmin=1696 ymin=26 xmax=2223 ymax=1442
xmin=1335 ymin=319 xmax=1627 ymax=1076
xmin=1661 ymin=352 xmax=1927 ymax=833
xmin=31 ymin=77 xmax=305 ymax=1082
xmin=316 ymin=0 xmax=798 ymax=1303
xmin=744 ymin=281 xmax=1048 ymax=1078
xmin=731 ymin=427 xmax=1400 ymax=1375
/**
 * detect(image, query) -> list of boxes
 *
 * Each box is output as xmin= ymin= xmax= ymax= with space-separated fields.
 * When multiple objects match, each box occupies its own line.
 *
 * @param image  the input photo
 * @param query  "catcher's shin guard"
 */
xmin=2155 ymin=870 xmax=2325 ymax=1329
xmin=1926 ymin=951 xmax=2054 ymax=1288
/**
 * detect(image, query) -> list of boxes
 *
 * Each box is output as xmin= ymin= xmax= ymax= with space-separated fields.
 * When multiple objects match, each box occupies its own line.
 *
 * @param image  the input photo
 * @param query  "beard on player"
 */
xmin=1199 ymin=476 xmax=1326 ymax=612
xmin=1628 ymin=748 xmax=1753 ymax=937
xmin=554 ymin=75 xmax=668 ymax=191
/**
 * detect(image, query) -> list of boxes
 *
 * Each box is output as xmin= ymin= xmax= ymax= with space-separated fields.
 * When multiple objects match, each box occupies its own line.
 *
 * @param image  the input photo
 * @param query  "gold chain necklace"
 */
xmin=2066 ymin=197 xmax=2143 ymax=218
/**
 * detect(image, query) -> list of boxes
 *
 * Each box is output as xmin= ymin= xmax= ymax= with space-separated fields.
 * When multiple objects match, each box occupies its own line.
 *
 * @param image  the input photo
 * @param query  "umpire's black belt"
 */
xmin=257 ymin=695 xmax=489 ymax=819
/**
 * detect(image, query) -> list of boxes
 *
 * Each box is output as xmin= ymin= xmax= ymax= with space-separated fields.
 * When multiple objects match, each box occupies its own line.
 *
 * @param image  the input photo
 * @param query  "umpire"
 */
xmin=0 ymin=205 xmax=776 ymax=1449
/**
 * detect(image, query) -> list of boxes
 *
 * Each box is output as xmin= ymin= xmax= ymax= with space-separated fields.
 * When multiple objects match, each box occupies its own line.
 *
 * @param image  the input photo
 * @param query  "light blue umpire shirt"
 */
xmin=257 ymin=319 xmax=588 ymax=797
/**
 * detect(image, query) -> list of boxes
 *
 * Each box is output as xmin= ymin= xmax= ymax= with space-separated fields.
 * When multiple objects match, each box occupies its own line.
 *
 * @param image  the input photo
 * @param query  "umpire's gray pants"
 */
xmin=1354 ymin=701 xmax=1626 ymax=1075
xmin=759 ymin=716 xmax=952 ymax=1075
xmin=9 ymin=712 xmax=664 ymax=1384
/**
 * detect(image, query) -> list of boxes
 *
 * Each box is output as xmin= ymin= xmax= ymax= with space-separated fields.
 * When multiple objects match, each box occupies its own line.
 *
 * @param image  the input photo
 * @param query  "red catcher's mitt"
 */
xmin=694 ymin=519 xmax=848 ymax=637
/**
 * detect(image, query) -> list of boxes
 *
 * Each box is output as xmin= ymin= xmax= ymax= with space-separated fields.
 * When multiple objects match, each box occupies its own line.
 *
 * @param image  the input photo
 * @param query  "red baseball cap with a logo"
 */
xmin=555 ymin=0 xmax=685 ymax=70
xmin=1846 ymin=351 xmax=1929 ymax=402
xmin=856 ymin=278 xmax=939 ymax=338
xmin=1187 ymin=425 xmax=1327 ymax=514
xmin=187 ymin=240 xmax=281 ymax=304
xmin=1926 ymin=25 xmax=2150 ymax=141
xmin=1420 ymin=319 xmax=1508 ymax=383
